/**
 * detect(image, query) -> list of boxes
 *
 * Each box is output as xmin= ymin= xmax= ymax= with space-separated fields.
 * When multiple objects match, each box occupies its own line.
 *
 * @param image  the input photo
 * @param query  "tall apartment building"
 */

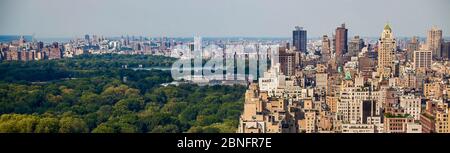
xmin=337 ymin=80 xmax=381 ymax=124
xmin=399 ymin=94 xmax=421 ymax=121
xmin=406 ymin=36 xmax=420 ymax=61
xmin=348 ymin=36 xmax=364 ymax=56
xmin=278 ymin=48 xmax=300 ymax=76
xmin=322 ymin=35 xmax=331 ymax=55
xmin=413 ymin=50 xmax=432 ymax=70
xmin=427 ymin=26 xmax=443 ymax=59
xmin=335 ymin=23 xmax=348 ymax=58
xmin=377 ymin=24 xmax=397 ymax=78
xmin=316 ymin=73 xmax=328 ymax=91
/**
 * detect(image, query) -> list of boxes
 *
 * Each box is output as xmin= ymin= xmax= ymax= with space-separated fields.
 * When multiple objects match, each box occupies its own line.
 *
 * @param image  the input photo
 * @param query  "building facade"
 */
xmin=335 ymin=23 xmax=348 ymax=58
xmin=427 ymin=26 xmax=443 ymax=59
xmin=293 ymin=26 xmax=307 ymax=52
xmin=377 ymin=24 xmax=397 ymax=78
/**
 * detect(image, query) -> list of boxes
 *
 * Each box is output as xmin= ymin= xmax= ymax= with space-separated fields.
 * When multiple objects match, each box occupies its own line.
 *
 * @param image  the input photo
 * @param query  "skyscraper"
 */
xmin=377 ymin=23 xmax=397 ymax=78
xmin=427 ymin=26 xmax=443 ymax=59
xmin=406 ymin=36 xmax=420 ymax=61
xmin=321 ymin=35 xmax=331 ymax=62
xmin=84 ymin=34 xmax=90 ymax=42
xmin=335 ymin=23 xmax=348 ymax=57
xmin=322 ymin=35 xmax=331 ymax=55
xmin=348 ymin=35 xmax=364 ymax=56
xmin=293 ymin=26 xmax=307 ymax=52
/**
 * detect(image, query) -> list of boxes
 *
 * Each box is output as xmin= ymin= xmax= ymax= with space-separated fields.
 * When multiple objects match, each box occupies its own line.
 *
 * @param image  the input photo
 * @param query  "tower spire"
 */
xmin=384 ymin=22 xmax=391 ymax=31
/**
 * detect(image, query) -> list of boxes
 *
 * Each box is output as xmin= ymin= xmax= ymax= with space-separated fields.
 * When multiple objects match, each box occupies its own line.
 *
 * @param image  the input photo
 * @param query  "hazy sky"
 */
xmin=0 ymin=0 xmax=449 ymax=38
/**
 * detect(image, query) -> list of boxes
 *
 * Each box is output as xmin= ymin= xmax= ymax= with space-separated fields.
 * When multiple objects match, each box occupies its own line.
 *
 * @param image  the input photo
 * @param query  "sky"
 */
xmin=0 ymin=0 xmax=449 ymax=38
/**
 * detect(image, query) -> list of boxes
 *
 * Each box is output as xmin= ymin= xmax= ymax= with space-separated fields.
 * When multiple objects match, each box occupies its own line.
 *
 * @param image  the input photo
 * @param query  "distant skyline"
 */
xmin=1 ymin=0 xmax=449 ymax=38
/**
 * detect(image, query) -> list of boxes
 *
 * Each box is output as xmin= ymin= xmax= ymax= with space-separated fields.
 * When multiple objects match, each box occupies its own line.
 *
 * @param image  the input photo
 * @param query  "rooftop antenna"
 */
xmin=295 ymin=26 xmax=303 ymax=30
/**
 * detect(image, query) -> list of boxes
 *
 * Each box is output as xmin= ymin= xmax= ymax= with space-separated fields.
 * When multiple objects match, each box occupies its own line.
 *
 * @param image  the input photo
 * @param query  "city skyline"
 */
xmin=1 ymin=0 xmax=449 ymax=38
xmin=2 ymin=3 xmax=450 ymax=135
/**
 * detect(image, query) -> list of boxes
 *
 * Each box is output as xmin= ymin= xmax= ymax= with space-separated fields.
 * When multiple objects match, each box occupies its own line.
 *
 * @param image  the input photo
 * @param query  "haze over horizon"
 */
xmin=1 ymin=0 xmax=449 ymax=38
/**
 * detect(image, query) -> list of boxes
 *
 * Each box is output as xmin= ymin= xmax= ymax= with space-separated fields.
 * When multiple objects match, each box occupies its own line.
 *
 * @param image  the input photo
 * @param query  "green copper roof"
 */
xmin=345 ymin=71 xmax=352 ymax=80
xmin=384 ymin=23 xmax=391 ymax=31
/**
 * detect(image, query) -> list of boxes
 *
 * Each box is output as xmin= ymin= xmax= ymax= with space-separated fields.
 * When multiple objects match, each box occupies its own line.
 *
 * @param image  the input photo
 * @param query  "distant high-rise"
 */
xmin=427 ymin=26 xmax=443 ymax=59
xmin=322 ymin=35 xmax=331 ymax=55
xmin=321 ymin=35 xmax=331 ymax=62
xmin=279 ymin=48 xmax=296 ymax=76
xmin=293 ymin=26 xmax=307 ymax=52
xmin=413 ymin=50 xmax=432 ymax=70
xmin=335 ymin=23 xmax=348 ymax=57
xmin=348 ymin=35 xmax=364 ymax=56
xmin=442 ymin=41 xmax=450 ymax=59
xmin=84 ymin=34 xmax=90 ymax=42
xmin=277 ymin=46 xmax=301 ymax=76
xmin=406 ymin=36 xmax=420 ymax=61
xmin=377 ymin=23 xmax=397 ymax=78
xmin=194 ymin=36 xmax=202 ymax=51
